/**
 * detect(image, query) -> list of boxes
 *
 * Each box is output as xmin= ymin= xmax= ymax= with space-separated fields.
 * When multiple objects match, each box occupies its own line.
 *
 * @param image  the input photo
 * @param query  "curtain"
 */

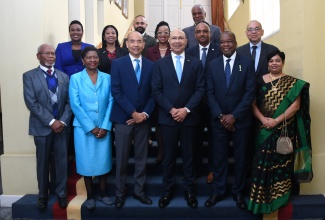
xmin=211 ymin=0 xmax=225 ymax=31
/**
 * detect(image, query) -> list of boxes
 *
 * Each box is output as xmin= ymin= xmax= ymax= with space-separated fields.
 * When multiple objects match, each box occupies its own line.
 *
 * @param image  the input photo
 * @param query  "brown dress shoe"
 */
xmin=206 ymin=172 xmax=213 ymax=184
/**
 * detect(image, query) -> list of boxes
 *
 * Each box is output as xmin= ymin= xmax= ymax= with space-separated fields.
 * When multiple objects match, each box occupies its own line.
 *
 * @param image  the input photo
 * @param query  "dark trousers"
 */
xmin=34 ymin=132 xmax=69 ymax=198
xmin=211 ymin=126 xmax=250 ymax=196
xmin=160 ymin=125 xmax=196 ymax=194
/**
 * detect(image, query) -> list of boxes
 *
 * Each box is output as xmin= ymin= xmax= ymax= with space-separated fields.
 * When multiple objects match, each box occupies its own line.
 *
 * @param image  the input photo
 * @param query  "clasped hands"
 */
xmin=91 ymin=127 xmax=107 ymax=138
xmin=261 ymin=117 xmax=277 ymax=130
xmin=126 ymin=111 xmax=147 ymax=126
xmin=220 ymin=114 xmax=236 ymax=131
xmin=50 ymin=120 xmax=65 ymax=133
xmin=170 ymin=107 xmax=188 ymax=122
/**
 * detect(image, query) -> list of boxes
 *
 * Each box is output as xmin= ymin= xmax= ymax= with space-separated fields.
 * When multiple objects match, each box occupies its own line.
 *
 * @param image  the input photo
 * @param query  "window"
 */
xmin=228 ymin=0 xmax=240 ymax=20
xmin=250 ymin=0 xmax=280 ymax=39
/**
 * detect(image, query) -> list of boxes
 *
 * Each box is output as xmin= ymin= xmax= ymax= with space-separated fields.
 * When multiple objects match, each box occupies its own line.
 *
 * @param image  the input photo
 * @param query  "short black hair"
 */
xmin=101 ymin=25 xmax=120 ymax=48
xmin=154 ymin=21 xmax=170 ymax=39
xmin=267 ymin=49 xmax=285 ymax=62
xmin=69 ymin=20 xmax=83 ymax=32
xmin=81 ymin=46 xmax=99 ymax=59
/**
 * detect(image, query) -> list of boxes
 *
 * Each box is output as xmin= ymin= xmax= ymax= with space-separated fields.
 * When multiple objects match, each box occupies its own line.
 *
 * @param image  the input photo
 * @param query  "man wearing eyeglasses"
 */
xmin=182 ymin=4 xmax=221 ymax=48
xmin=152 ymin=29 xmax=204 ymax=209
xmin=237 ymin=20 xmax=278 ymax=78
xmin=23 ymin=44 xmax=72 ymax=209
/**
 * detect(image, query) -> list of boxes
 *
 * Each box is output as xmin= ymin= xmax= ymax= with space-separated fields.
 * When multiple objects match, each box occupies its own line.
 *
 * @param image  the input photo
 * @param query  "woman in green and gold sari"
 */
xmin=248 ymin=49 xmax=312 ymax=215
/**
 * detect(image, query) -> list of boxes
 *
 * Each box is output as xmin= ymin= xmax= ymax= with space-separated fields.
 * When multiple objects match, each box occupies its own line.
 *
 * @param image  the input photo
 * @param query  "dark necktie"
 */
xmin=225 ymin=59 xmax=231 ymax=88
xmin=176 ymin=55 xmax=182 ymax=83
xmin=45 ymin=69 xmax=58 ymax=118
xmin=134 ymin=59 xmax=141 ymax=83
xmin=251 ymin=45 xmax=257 ymax=61
xmin=201 ymin=48 xmax=207 ymax=67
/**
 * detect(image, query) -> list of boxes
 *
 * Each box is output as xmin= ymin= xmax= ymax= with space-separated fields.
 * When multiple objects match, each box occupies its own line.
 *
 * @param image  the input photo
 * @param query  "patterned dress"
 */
xmin=248 ymin=75 xmax=312 ymax=214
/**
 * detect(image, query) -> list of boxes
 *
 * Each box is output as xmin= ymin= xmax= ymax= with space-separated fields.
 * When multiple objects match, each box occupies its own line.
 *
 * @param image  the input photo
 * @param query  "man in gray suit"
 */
xmin=23 ymin=44 xmax=72 ymax=208
xmin=237 ymin=20 xmax=278 ymax=78
xmin=182 ymin=4 xmax=221 ymax=48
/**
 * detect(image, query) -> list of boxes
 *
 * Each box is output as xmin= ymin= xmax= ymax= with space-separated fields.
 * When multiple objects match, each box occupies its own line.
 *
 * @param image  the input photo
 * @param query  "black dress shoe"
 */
xmin=233 ymin=194 xmax=247 ymax=209
xmin=114 ymin=196 xmax=125 ymax=208
xmin=204 ymin=195 xmax=223 ymax=207
xmin=133 ymin=194 xmax=152 ymax=205
xmin=37 ymin=198 xmax=48 ymax=208
xmin=184 ymin=192 xmax=198 ymax=209
xmin=58 ymin=197 xmax=69 ymax=208
xmin=158 ymin=193 xmax=172 ymax=208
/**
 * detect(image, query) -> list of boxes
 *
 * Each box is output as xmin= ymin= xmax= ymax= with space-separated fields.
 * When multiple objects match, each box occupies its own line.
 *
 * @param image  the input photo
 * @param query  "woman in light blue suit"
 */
xmin=69 ymin=46 xmax=113 ymax=210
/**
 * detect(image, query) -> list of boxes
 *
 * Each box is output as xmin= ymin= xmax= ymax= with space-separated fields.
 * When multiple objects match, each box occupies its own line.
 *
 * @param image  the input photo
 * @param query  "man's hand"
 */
xmin=50 ymin=120 xmax=65 ymax=133
xmin=171 ymin=108 xmax=188 ymax=122
xmin=132 ymin=111 xmax=147 ymax=123
xmin=220 ymin=114 xmax=236 ymax=130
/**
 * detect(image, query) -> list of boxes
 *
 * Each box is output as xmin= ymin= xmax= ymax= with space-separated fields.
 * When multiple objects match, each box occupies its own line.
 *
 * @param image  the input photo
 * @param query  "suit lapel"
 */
xmin=36 ymin=68 xmax=51 ymax=99
xmin=181 ymin=55 xmax=192 ymax=83
xmin=228 ymin=55 xmax=241 ymax=90
xmin=257 ymin=42 xmax=266 ymax=74
xmin=166 ymin=55 xmax=179 ymax=83
xmin=81 ymin=69 xmax=97 ymax=91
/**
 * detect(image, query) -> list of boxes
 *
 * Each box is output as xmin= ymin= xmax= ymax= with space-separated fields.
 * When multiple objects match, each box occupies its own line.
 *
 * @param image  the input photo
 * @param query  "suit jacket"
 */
xmin=152 ymin=54 xmax=205 ymax=126
xmin=123 ymin=33 xmax=157 ymax=57
xmin=97 ymin=47 xmax=128 ymax=74
xmin=55 ymin=41 xmax=93 ymax=78
xmin=69 ymin=69 xmax=113 ymax=132
xmin=183 ymin=25 xmax=221 ymax=48
xmin=236 ymin=41 xmax=278 ymax=78
xmin=206 ymin=54 xmax=256 ymax=129
xmin=185 ymin=42 xmax=222 ymax=72
xmin=146 ymin=44 xmax=171 ymax=62
xmin=110 ymin=55 xmax=155 ymax=124
xmin=23 ymin=67 xmax=72 ymax=136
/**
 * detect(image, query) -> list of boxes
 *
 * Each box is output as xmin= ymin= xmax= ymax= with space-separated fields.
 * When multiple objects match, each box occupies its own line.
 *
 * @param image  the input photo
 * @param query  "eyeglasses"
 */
xmin=247 ymin=27 xmax=261 ymax=33
xmin=157 ymin=31 xmax=170 ymax=35
xmin=39 ymin=52 xmax=56 ymax=56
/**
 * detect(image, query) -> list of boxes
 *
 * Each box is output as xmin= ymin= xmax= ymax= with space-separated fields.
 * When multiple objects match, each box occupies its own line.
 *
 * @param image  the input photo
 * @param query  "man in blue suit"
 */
xmin=186 ymin=21 xmax=222 ymax=183
xmin=110 ymin=31 xmax=155 ymax=208
xmin=204 ymin=32 xmax=255 ymax=209
xmin=23 ymin=44 xmax=72 ymax=208
xmin=152 ymin=29 xmax=205 ymax=209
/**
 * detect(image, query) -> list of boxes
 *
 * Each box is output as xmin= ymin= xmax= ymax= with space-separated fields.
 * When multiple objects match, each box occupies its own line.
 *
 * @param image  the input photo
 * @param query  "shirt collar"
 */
xmin=39 ymin=65 xmax=54 ymax=73
xmin=249 ymin=41 xmax=262 ymax=48
xmin=171 ymin=52 xmax=185 ymax=59
xmin=199 ymin=43 xmax=210 ymax=51
xmin=223 ymin=51 xmax=237 ymax=62
xmin=129 ymin=54 xmax=142 ymax=62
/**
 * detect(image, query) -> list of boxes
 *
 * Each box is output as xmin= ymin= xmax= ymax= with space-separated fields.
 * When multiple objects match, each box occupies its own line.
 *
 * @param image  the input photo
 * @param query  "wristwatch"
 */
xmin=218 ymin=114 xmax=223 ymax=119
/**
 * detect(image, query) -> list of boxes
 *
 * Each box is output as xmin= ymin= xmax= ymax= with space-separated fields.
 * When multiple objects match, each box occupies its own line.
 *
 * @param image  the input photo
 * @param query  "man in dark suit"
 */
xmin=23 ymin=44 xmax=72 ymax=208
xmin=186 ymin=21 xmax=222 ymax=183
xmin=204 ymin=32 xmax=255 ymax=209
xmin=123 ymin=15 xmax=156 ymax=56
xmin=152 ymin=29 xmax=204 ymax=209
xmin=110 ymin=31 xmax=155 ymax=208
xmin=237 ymin=20 xmax=278 ymax=78
xmin=183 ymin=4 xmax=221 ymax=48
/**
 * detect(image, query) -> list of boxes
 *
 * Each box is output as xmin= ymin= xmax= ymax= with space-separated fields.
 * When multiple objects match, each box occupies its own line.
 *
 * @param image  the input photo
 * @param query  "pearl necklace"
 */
xmin=269 ymin=73 xmax=283 ymax=92
xmin=159 ymin=47 xmax=167 ymax=51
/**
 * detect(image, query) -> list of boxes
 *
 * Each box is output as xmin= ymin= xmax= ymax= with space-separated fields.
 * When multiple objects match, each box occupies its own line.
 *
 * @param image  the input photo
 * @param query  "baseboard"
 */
xmin=0 ymin=195 xmax=23 ymax=207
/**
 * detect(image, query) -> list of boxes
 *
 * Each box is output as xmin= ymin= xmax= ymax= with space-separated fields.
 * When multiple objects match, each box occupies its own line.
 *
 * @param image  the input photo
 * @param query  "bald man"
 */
xmin=152 ymin=29 xmax=204 ymax=209
xmin=182 ymin=4 xmax=221 ymax=48
xmin=111 ymin=31 xmax=155 ymax=208
xmin=237 ymin=20 xmax=278 ymax=78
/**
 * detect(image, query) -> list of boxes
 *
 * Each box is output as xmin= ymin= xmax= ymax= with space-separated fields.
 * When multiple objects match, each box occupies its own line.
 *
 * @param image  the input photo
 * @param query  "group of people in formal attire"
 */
xmin=23 ymin=3 xmax=312 ymax=215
